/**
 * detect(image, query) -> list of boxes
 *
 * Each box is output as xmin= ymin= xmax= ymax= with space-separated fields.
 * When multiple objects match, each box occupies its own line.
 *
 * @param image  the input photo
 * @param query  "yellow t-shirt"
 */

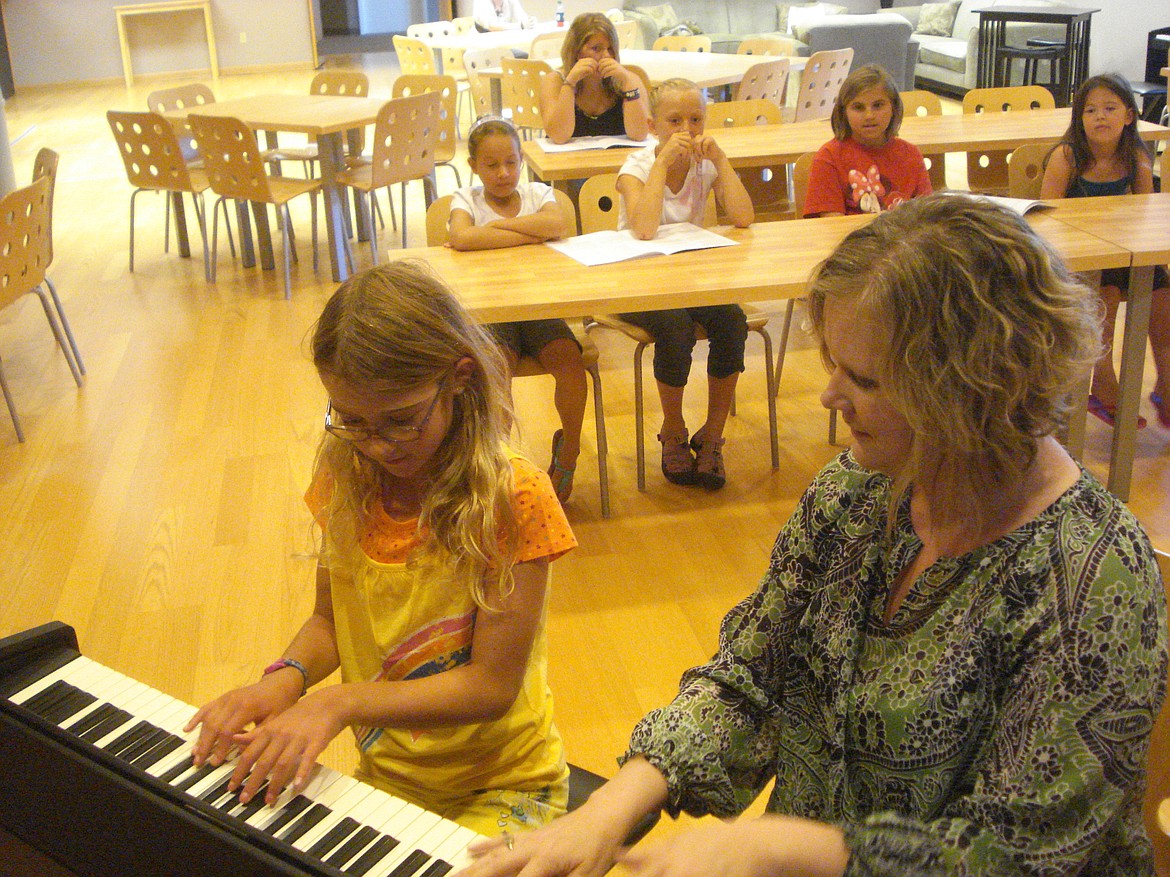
xmin=305 ymin=455 xmax=575 ymax=814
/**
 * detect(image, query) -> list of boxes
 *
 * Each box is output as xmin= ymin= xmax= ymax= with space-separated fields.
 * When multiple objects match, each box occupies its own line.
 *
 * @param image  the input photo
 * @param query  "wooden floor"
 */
xmin=2 ymin=55 xmax=1168 ymax=849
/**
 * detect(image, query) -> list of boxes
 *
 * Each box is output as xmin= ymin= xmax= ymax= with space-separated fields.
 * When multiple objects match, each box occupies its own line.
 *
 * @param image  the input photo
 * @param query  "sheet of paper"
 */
xmin=546 ymin=222 xmax=738 ymax=266
xmin=536 ymin=135 xmax=646 ymax=153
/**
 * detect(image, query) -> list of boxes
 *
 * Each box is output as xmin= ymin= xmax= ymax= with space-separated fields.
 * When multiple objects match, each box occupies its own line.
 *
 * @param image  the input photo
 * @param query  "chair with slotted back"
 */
xmin=464 ymin=46 xmax=514 ymax=121
xmin=32 ymin=148 xmax=84 ymax=377
xmin=1007 ymin=141 xmax=1058 ymax=200
xmin=613 ymin=18 xmax=641 ymax=50
xmin=962 ymin=85 xmax=1055 ymax=195
xmin=425 ymin=190 xmax=611 ymax=518
xmin=713 ymin=98 xmax=791 ymax=223
xmin=1145 ymin=549 xmax=1170 ymax=877
xmin=0 ymin=176 xmax=84 ymax=442
xmin=900 ymin=89 xmax=947 ymax=190
xmin=652 ymin=35 xmax=711 ymax=52
xmin=188 ymin=114 xmax=321 ymax=298
xmin=792 ymin=48 xmax=853 ymax=122
xmin=337 ymin=91 xmax=443 ymax=258
xmin=406 ymin=22 xmax=473 ymax=134
xmin=737 ymin=37 xmax=796 ymax=57
xmin=578 ymin=173 xmax=779 ymax=490
xmin=734 ymin=58 xmax=790 ymax=110
xmin=392 ymin=74 xmax=463 ymax=191
xmin=501 ymin=58 xmax=553 ymax=139
xmin=529 ymin=30 xmax=567 ymax=62
xmin=107 ymin=109 xmax=216 ymax=281
xmin=393 ymin=34 xmax=438 ymax=76
xmin=264 ymin=70 xmax=370 ymax=176
xmin=145 ymin=83 xmax=216 ymax=253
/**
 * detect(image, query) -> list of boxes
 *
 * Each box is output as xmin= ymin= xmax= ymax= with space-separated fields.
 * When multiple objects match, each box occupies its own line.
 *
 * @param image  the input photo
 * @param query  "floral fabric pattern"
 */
xmin=626 ymin=451 xmax=1167 ymax=876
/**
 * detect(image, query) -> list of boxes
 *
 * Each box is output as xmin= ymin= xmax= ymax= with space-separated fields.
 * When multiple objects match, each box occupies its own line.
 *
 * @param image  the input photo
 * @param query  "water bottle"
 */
xmin=556 ymin=0 xmax=565 ymax=27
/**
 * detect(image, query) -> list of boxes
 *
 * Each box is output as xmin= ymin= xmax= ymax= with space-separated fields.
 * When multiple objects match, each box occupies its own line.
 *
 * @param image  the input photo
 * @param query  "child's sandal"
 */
xmin=547 ymin=429 xmax=575 ymax=503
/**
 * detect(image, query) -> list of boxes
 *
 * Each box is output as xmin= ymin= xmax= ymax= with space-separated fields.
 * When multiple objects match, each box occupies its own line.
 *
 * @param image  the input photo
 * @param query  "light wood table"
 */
xmin=1039 ymin=193 xmax=1170 ymax=501
xmin=393 ymin=206 xmax=1138 ymax=495
xmin=114 ymin=0 xmax=219 ymax=89
xmin=177 ymin=93 xmax=388 ymax=282
xmin=522 ymin=107 xmax=1170 ymax=183
xmin=414 ymin=22 xmax=560 ymax=53
xmin=620 ymin=49 xmax=795 ymax=91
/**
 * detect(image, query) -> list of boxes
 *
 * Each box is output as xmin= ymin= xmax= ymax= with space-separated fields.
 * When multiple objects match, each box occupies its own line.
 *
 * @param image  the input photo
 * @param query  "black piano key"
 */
xmin=231 ymin=786 xmax=271 ymax=821
xmin=261 ymin=794 xmax=314 ymax=836
xmin=42 ymin=688 xmax=98 ymax=724
xmin=79 ymin=708 xmax=133 ymax=744
xmin=200 ymin=776 xmax=236 ymax=806
xmin=277 ymin=802 xmax=331 ymax=843
xmin=418 ymin=861 xmax=453 ymax=877
xmin=344 ymin=836 xmax=399 ymax=876
xmin=119 ymin=726 xmax=171 ymax=764
xmin=22 ymin=680 xmax=78 ymax=716
xmin=158 ymin=755 xmax=197 ymax=784
xmin=128 ymin=733 xmax=185 ymax=768
xmin=386 ymin=848 xmax=432 ymax=877
xmin=306 ymin=816 xmax=361 ymax=858
xmin=173 ymin=762 xmax=219 ymax=792
xmin=101 ymin=720 xmax=156 ymax=757
xmin=325 ymin=825 xmax=380 ymax=868
xmin=66 ymin=702 xmax=119 ymax=736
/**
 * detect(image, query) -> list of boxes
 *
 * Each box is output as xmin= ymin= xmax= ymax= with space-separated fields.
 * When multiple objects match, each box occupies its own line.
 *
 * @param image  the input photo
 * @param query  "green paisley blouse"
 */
xmin=626 ymin=452 xmax=1167 ymax=876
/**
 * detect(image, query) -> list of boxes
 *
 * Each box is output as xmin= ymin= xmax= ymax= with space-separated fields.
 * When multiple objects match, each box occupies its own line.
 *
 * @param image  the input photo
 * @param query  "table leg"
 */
xmin=251 ymin=202 xmax=275 ymax=271
xmin=170 ymin=192 xmax=191 ymax=258
xmin=317 ymin=131 xmax=352 ymax=282
xmin=1108 ymin=264 xmax=1153 ymax=501
xmin=235 ymin=200 xmax=256 ymax=269
xmin=348 ymin=128 xmax=367 ymax=243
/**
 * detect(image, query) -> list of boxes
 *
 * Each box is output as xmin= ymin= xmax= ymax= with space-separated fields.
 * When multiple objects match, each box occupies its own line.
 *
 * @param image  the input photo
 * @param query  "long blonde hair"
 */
xmin=310 ymin=261 xmax=518 ymax=609
xmin=808 ymin=194 xmax=1100 ymax=520
xmin=560 ymin=12 xmax=624 ymax=102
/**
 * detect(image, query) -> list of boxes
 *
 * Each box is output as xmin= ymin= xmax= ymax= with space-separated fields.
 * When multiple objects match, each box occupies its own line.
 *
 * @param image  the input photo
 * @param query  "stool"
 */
xmin=1130 ymin=80 xmax=1168 ymax=123
xmin=994 ymin=43 xmax=1065 ymax=93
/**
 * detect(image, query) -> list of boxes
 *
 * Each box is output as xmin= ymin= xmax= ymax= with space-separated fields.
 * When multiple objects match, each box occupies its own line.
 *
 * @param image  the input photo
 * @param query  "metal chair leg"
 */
xmin=43 ymin=277 xmax=85 ymax=377
xmin=0 ymin=358 xmax=25 ymax=442
xmin=586 ymin=361 xmax=610 ymax=518
xmin=634 ymin=342 xmax=648 ymax=491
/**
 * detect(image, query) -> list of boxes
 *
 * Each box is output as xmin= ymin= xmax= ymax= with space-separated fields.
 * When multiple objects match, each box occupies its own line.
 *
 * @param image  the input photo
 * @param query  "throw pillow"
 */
xmin=777 ymin=2 xmax=846 ymax=37
xmin=632 ymin=3 xmax=679 ymax=35
xmin=914 ymin=0 xmax=960 ymax=36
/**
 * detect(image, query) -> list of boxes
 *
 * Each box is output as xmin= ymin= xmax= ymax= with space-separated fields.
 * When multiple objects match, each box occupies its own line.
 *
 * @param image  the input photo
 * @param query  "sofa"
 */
xmin=802 ymin=14 xmax=919 ymax=92
xmin=887 ymin=0 xmax=1065 ymax=95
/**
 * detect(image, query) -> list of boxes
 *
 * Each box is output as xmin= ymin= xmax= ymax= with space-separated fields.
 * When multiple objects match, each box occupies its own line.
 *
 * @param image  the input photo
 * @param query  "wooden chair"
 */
xmin=712 ymin=99 xmax=790 ymax=223
xmin=961 ymin=85 xmax=1055 ymax=195
xmin=31 ymin=148 xmax=84 ymax=377
xmin=652 ymin=35 xmax=711 ymax=53
xmin=406 ymin=22 xmax=472 ymax=134
xmin=529 ymin=30 xmax=567 ymax=62
xmin=1145 ymin=549 xmax=1170 ymax=877
xmin=792 ymin=47 xmax=853 ymax=122
xmin=464 ymin=46 xmax=514 ymax=120
xmin=425 ymin=190 xmax=611 ymax=517
xmin=1007 ymin=141 xmax=1057 ymax=199
xmin=263 ymin=70 xmax=370 ymax=174
xmin=578 ymin=174 xmax=779 ymax=490
xmin=734 ymin=58 xmax=790 ymax=109
xmin=187 ymin=114 xmax=321 ymax=298
xmin=0 ymin=176 xmax=84 ymax=442
xmin=501 ymin=58 xmax=553 ymax=139
xmin=336 ymin=92 xmax=442 ymax=257
xmin=900 ymin=89 xmax=947 ymax=190
xmin=451 ymin=16 xmax=476 ymax=34
xmin=144 ymin=83 xmax=216 ymax=251
xmin=625 ymin=64 xmax=653 ymax=96
xmin=392 ymin=74 xmax=463 ymax=191
xmin=737 ymin=37 xmax=796 ymax=57
xmin=613 ymin=18 xmax=641 ymax=50
xmin=107 ymin=109 xmax=215 ymax=281
xmin=393 ymin=35 xmax=437 ymax=76
xmin=406 ymin=20 xmax=454 ymax=40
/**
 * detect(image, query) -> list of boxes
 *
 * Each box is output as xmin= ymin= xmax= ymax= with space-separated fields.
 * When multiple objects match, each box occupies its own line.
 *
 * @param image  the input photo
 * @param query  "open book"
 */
xmin=546 ymin=222 xmax=738 ymax=267
xmin=536 ymin=135 xmax=646 ymax=153
xmin=942 ymin=191 xmax=1051 ymax=216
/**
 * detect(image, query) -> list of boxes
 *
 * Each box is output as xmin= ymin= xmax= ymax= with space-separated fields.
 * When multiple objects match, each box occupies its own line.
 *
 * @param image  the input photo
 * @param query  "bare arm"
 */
xmin=1132 ymin=152 xmax=1155 ymax=194
xmin=620 ymin=135 xmax=695 ymax=240
xmin=448 ymin=203 xmax=566 ymax=250
xmin=698 ymin=134 xmax=753 ymax=228
xmin=541 ymin=66 xmax=591 ymax=144
xmin=599 ymin=58 xmax=649 ymax=141
xmin=1039 ymin=144 xmax=1073 ymax=199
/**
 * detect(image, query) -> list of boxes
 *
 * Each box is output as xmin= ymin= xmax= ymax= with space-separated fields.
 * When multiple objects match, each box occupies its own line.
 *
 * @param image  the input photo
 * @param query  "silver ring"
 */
xmin=503 ymin=831 xmax=515 ymax=851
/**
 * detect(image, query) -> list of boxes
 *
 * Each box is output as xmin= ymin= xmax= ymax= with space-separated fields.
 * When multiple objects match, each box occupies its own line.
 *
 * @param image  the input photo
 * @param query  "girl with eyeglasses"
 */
xmin=186 ymin=261 xmax=576 ymax=837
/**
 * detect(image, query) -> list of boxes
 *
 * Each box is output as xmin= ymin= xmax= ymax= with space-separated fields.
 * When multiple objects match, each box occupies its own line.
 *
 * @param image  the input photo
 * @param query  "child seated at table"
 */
xmin=615 ymin=78 xmax=754 ymax=490
xmin=803 ymin=64 xmax=932 ymax=217
xmin=448 ymin=117 xmax=588 ymax=502
xmin=1040 ymin=72 xmax=1170 ymax=429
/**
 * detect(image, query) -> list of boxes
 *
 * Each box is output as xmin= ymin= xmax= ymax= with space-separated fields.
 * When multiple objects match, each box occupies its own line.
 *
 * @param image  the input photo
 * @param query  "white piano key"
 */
xmin=245 ymin=764 xmax=347 ymax=828
xmin=7 ymin=655 xmax=95 ymax=704
xmin=361 ymin=807 xmax=447 ymax=875
xmin=290 ymin=784 xmax=377 ymax=852
xmin=433 ymin=825 xmax=483 ymax=873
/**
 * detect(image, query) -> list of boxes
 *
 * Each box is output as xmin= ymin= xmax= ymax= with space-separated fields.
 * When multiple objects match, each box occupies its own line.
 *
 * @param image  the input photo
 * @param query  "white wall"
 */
xmin=3 ymin=0 xmax=314 ymax=89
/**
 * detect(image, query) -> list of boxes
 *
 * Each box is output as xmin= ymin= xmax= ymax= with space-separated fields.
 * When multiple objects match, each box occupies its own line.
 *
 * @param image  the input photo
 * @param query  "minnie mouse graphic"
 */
xmin=847 ymin=164 xmax=909 ymax=214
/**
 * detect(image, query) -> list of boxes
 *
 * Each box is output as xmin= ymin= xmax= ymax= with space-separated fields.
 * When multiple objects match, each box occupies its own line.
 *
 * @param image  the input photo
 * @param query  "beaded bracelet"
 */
xmin=262 ymin=658 xmax=309 ymax=696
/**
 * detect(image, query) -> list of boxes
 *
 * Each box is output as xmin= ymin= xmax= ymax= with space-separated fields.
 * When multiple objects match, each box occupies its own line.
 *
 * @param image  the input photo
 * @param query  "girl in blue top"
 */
xmin=1041 ymin=72 xmax=1170 ymax=429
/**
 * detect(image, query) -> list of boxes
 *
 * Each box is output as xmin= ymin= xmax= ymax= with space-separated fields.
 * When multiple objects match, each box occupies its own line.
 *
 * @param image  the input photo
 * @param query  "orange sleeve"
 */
xmin=510 ymin=456 xmax=577 ymax=564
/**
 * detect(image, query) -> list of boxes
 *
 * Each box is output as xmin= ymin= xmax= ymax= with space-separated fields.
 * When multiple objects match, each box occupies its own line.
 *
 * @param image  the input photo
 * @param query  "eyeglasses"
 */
xmin=324 ymin=377 xmax=447 ymax=444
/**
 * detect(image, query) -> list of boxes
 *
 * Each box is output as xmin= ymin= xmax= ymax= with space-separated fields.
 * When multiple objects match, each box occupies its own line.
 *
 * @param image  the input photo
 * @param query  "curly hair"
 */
xmin=829 ymin=64 xmax=903 ymax=142
xmin=808 ymin=193 xmax=1101 ymax=512
xmin=560 ymin=12 xmax=624 ymax=103
xmin=310 ymin=261 xmax=518 ymax=610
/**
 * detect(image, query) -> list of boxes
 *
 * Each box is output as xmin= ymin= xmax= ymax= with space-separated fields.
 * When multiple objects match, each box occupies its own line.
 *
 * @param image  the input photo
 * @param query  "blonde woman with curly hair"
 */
xmin=539 ymin=12 xmax=649 ymax=144
xmin=187 ymin=262 xmax=575 ymax=837
xmin=460 ymin=194 xmax=1167 ymax=877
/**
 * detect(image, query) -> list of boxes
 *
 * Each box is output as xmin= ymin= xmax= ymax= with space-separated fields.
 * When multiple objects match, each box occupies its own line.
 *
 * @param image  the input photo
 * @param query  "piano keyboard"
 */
xmin=7 ymin=653 xmax=481 ymax=877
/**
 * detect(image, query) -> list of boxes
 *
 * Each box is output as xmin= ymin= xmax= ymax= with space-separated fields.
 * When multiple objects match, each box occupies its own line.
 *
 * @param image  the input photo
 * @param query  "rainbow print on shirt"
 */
xmin=355 ymin=610 xmax=476 ymax=751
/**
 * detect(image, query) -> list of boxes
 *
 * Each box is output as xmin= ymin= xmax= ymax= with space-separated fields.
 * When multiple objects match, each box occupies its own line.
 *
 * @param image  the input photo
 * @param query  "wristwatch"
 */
xmin=622 ymin=87 xmax=641 ymax=102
